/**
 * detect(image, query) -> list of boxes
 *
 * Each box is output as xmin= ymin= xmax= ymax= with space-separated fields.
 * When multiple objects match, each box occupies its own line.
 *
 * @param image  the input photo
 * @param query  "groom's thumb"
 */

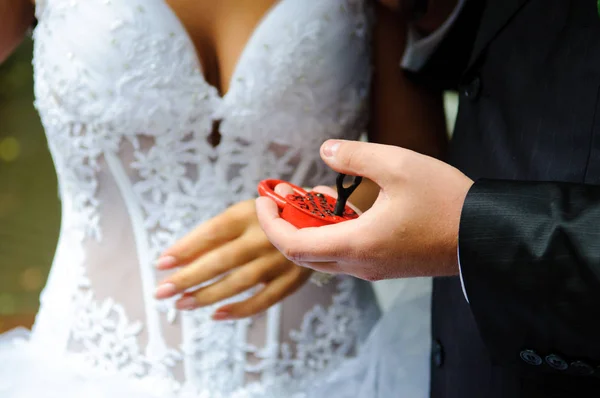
xmin=320 ymin=140 xmax=398 ymax=185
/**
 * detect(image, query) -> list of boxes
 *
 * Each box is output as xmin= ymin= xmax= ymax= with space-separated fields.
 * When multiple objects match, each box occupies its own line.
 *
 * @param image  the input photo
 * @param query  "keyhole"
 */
xmin=208 ymin=119 xmax=222 ymax=148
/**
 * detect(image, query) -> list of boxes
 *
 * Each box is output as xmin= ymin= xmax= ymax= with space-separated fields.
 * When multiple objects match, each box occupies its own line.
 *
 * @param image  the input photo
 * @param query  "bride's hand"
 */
xmin=153 ymin=198 xmax=313 ymax=321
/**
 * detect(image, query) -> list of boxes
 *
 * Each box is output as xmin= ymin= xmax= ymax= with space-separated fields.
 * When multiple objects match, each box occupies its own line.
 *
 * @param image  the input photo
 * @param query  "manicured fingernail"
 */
xmin=154 ymin=283 xmax=177 ymax=299
xmin=155 ymin=256 xmax=177 ymax=269
xmin=176 ymin=296 xmax=197 ymax=310
xmin=322 ymin=141 xmax=340 ymax=158
xmin=212 ymin=311 xmax=231 ymax=321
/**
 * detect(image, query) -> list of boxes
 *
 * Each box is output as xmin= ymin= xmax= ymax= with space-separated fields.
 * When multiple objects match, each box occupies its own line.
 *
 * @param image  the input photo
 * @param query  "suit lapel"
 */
xmin=466 ymin=0 xmax=531 ymax=70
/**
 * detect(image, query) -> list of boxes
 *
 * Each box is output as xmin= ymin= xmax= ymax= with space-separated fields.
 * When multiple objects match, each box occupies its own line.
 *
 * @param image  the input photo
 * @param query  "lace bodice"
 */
xmin=29 ymin=0 xmax=378 ymax=396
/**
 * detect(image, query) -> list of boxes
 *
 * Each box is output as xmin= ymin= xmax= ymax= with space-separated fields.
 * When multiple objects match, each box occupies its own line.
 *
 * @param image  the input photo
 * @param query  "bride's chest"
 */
xmin=32 ymin=0 xmax=372 ymax=143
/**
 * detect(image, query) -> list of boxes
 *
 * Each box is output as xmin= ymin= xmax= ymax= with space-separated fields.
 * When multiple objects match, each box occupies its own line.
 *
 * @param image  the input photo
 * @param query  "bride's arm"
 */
xmin=369 ymin=3 xmax=448 ymax=156
xmin=0 ymin=0 xmax=35 ymax=63
xmin=345 ymin=2 xmax=448 ymax=212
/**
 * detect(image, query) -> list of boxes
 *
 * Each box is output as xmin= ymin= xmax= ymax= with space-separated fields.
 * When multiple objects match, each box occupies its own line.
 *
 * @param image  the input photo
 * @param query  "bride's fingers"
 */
xmin=155 ymin=233 xmax=262 ymax=299
xmin=274 ymin=183 xmax=295 ymax=196
xmin=174 ymin=252 xmax=289 ymax=310
xmin=211 ymin=267 xmax=312 ymax=320
xmin=157 ymin=200 xmax=255 ymax=269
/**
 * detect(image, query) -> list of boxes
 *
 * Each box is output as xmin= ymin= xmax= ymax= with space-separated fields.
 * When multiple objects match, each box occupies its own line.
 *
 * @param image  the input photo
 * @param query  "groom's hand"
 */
xmin=255 ymin=140 xmax=474 ymax=281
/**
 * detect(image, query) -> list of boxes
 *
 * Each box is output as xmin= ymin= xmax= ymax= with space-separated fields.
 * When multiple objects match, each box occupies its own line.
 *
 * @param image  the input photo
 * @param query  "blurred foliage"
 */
xmin=0 ymin=38 xmax=60 ymax=320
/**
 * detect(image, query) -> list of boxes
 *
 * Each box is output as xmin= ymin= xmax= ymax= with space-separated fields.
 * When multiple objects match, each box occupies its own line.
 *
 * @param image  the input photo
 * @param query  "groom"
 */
xmin=257 ymin=0 xmax=600 ymax=396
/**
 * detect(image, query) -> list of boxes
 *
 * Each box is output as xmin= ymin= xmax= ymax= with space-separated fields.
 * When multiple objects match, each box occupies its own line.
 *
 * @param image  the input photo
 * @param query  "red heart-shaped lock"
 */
xmin=257 ymin=179 xmax=359 ymax=229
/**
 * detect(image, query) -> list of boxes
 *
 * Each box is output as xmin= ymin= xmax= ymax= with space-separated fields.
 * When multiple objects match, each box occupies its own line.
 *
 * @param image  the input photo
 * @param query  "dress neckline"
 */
xmin=161 ymin=0 xmax=282 ymax=98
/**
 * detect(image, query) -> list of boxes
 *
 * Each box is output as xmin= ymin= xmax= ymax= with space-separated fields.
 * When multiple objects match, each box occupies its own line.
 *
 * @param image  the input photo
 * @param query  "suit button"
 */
xmin=545 ymin=354 xmax=568 ymax=371
xmin=432 ymin=340 xmax=444 ymax=368
xmin=461 ymin=76 xmax=481 ymax=100
xmin=571 ymin=361 xmax=594 ymax=376
xmin=520 ymin=350 xmax=542 ymax=366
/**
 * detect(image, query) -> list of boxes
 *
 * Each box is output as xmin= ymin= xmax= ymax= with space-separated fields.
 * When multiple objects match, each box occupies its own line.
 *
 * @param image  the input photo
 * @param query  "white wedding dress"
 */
xmin=0 ymin=0 xmax=433 ymax=397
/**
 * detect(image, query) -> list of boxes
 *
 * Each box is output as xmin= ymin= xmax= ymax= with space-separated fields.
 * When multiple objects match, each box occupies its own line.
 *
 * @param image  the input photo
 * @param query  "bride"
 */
xmin=0 ymin=0 xmax=447 ymax=396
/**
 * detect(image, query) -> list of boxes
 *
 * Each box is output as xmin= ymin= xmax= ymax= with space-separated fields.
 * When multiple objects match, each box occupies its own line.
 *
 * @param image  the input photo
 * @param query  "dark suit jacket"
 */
xmin=415 ymin=0 xmax=600 ymax=396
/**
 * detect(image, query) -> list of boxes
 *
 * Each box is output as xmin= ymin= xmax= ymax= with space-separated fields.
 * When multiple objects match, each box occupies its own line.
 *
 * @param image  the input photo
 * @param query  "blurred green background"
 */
xmin=0 ymin=39 xmax=60 ymax=332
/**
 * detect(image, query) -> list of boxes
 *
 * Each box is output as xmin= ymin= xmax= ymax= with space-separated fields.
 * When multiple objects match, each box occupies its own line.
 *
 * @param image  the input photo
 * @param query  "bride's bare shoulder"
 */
xmin=0 ymin=0 xmax=35 ymax=63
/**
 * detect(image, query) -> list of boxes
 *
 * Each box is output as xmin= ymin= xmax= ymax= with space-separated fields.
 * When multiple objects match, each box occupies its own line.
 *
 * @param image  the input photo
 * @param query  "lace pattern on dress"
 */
xmin=31 ymin=0 xmax=375 ymax=395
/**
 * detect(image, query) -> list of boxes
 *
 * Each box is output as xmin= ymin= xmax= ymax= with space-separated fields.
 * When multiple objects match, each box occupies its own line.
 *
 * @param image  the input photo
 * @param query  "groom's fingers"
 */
xmin=320 ymin=140 xmax=408 ymax=187
xmin=255 ymin=196 xmax=358 ymax=263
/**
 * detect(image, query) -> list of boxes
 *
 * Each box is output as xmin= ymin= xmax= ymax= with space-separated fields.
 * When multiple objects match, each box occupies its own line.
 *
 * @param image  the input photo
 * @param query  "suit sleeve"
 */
xmin=459 ymin=179 xmax=600 ymax=373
